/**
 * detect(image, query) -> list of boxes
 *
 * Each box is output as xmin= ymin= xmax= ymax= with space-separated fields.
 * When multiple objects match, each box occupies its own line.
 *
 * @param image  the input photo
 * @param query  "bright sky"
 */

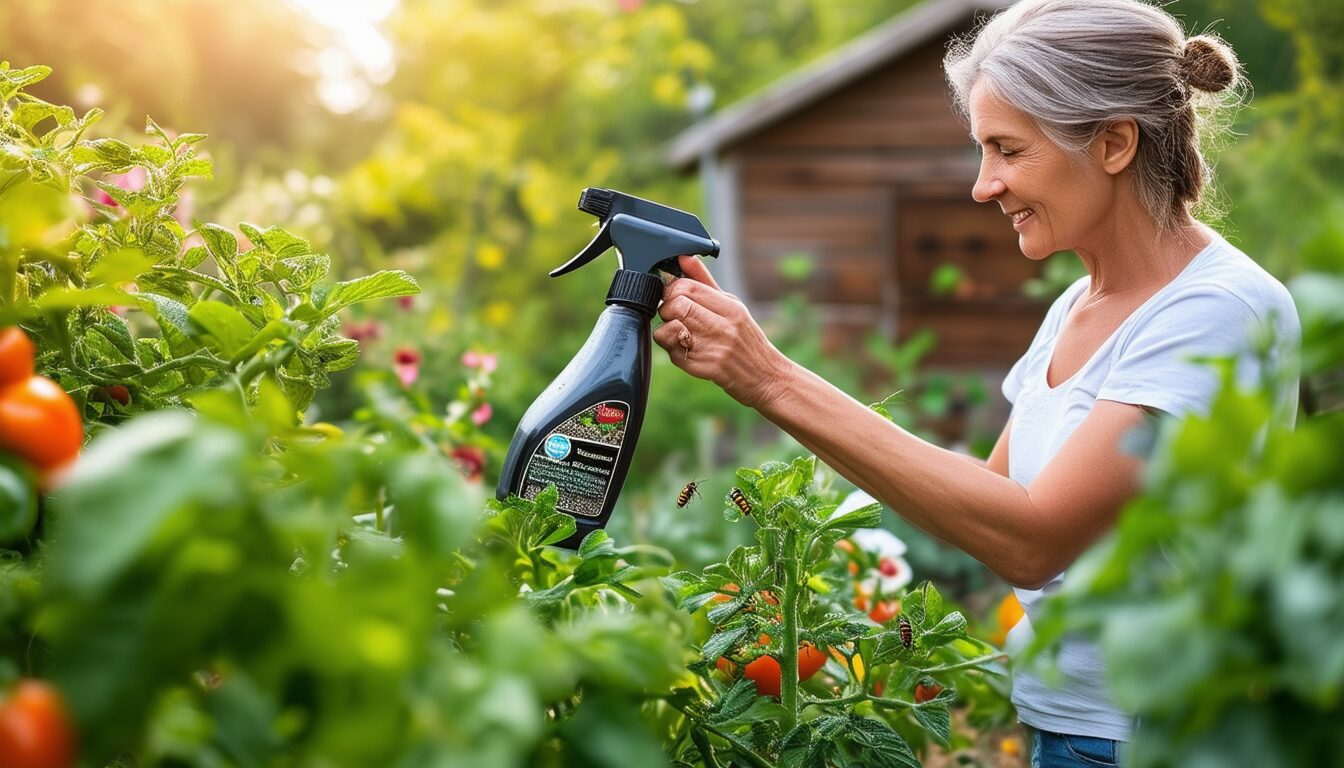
xmin=285 ymin=0 xmax=399 ymax=113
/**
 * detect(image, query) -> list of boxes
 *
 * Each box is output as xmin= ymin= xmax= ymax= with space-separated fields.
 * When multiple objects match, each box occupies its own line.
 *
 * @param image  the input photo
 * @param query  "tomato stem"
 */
xmin=779 ymin=527 xmax=800 ymax=732
xmin=921 ymin=653 xmax=1007 ymax=674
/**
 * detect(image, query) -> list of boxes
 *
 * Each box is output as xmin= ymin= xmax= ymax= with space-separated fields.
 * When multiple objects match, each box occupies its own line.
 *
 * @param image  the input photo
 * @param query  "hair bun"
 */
xmin=1182 ymin=36 xmax=1237 ymax=93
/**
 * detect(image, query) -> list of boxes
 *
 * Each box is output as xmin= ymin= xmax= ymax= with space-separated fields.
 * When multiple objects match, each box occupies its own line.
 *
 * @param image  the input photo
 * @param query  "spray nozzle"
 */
xmin=550 ymin=188 xmax=719 ymax=279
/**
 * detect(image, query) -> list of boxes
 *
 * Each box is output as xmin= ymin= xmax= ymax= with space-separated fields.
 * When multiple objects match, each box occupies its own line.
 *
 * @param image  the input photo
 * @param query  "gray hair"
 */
xmin=944 ymin=0 xmax=1243 ymax=228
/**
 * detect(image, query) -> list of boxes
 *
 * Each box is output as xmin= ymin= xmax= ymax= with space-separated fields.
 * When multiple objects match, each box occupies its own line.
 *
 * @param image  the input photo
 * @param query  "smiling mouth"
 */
xmin=1008 ymin=209 xmax=1035 ymax=226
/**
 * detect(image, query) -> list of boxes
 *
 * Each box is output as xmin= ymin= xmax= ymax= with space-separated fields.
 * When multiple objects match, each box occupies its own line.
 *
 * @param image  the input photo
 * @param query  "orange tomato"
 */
xmin=991 ymin=592 xmax=1025 ymax=646
xmin=0 ymin=679 xmax=77 ymax=768
xmin=718 ymin=640 xmax=829 ymax=698
xmin=867 ymin=599 xmax=900 ymax=624
xmin=0 ymin=376 xmax=83 ymax=474
xmin=0 ymin=328 xmax=35 ymax=389
xmin=710 ymin=583 xmax=778 ymax=607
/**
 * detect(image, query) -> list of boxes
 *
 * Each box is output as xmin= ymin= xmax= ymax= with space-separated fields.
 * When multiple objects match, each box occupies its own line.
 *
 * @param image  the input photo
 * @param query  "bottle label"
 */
xmin=520 ymin=400 xmax=628 ymax=518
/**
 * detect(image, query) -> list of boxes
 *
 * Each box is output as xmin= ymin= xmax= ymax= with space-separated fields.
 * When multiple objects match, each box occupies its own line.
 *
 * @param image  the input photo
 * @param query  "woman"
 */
xmin=653 ymin=0 xmax=1300 ymax=765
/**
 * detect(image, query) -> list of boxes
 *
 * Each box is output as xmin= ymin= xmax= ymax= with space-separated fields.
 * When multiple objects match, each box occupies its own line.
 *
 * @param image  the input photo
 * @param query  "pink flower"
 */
xmin=461 ymin=350 xmax=498 ymax=373
xmin=450 ymin=445 xmax=485 ymax=483
xmin=173 ymin=187 xmax=196 ymax=227
xmin=618 ymin=0 xmax=644 ymax=11
xmin=393 ymin=346 xmax=421 ymax=387
xmin=345 ymin=319 xmax=383 ymax=342
xmin=397 ymin=295 xmax=415 ymax=310
xmin=471 ymin=402 xmax=493 ymax=426
xmin=95 ymin=166 xmax=148 ymax=207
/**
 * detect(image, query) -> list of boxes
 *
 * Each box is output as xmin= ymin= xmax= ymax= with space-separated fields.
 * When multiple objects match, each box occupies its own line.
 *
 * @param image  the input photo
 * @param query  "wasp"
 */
xmin=729 ymin=487 xmax=753 ymax=516
xmin=676 ymin=478 xmax=704 ymax=508
xmin=898 ymin=617 xmax=913 ymax=648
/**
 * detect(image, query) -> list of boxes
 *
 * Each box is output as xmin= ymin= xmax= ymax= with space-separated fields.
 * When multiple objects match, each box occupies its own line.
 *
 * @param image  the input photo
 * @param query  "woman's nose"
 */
xmin=972 ymin=162 xmax=1005 ymax=203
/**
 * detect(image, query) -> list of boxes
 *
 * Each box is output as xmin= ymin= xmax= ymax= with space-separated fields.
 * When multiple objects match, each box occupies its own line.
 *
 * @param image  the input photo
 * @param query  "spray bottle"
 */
xmin=496 ymin=188 xmax=719 ymax=549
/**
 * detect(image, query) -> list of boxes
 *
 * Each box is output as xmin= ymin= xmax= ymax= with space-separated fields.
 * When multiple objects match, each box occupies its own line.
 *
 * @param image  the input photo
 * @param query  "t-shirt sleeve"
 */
xmin=1098 ymin=286 xmax=1264 ymax=417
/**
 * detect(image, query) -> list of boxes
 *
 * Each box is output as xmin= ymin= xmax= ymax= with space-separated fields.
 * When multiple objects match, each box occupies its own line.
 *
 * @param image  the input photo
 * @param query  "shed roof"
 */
xmin=666 ymin=0 xmax=1012 ymax=169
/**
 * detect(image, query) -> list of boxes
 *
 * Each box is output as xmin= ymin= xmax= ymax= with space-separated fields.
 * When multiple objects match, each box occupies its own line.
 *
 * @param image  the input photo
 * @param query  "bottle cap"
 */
xmin=605 ymin=269 xmax=664 ymax=314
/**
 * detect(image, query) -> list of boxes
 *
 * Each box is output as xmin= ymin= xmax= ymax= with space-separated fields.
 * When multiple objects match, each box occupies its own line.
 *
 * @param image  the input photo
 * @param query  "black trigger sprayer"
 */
xmin=496 ymin=188 xmax=720 ymax=549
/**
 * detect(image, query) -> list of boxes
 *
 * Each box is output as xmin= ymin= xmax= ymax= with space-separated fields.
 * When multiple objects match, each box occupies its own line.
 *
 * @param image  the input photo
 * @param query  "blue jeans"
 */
xmin=1030 ymin=728 xmax=1122 ymax=767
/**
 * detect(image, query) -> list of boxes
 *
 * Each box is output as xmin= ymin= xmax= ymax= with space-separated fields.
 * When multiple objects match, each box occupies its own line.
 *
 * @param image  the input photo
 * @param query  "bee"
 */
xmin=729 ymin=487 xmax=753 ymax=516
xmin=676 ymin=478 xmax=704 ymax=508
xmin=898 ymin=617 xmax=913 ymax=648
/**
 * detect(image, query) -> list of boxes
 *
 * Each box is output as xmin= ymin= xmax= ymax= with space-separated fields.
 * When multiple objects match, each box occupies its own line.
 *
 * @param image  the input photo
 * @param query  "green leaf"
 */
xmin=239 ymin=223 xmax=311 ymax=260
xmin=198 ymin=224 xmax=239 ymax=266
xmin=274 ymin=254 xmax=330 ymax=292
xmin=35 ymin=286 xmax=136 ymax=311
xmin=845 ymin=715 xmax=919 ymax=768
xmin=179 ymin=245 xmax=208 ymax=270
xmin=0 ymin=64 xmax=52 ymax=102
xmin=188 ymin=300 xmax=255 ymax=358
xmin=911 ymin=701 xmax=952 ymax=746
xmin=578 ymin=528 xmax=616 ymax=559
xmin=11 ymin=101 xmax=75 ymax=134
xmin=75 ymin=138 xmax=137 ymax=171
xmin=91 ymin=316 xmax=139 ymax=363
xmin=710 ymin=679 xmax=760 ymax=724
xmin=0 ymin=457 xmax=38 ymax=543
xmin=314 ymin=337 xmax=359 ymax=372
xmin=46 ymin=413 xmax=247 ymax=594
xmin=89 ymin=248 xmax=156 ymax=286
xmin=818 ymin=502 xmax=883 ymax=534
xmin=701 ymin=626 xmax=749 ymax=664
xmin=229 ymin=319 xmax=290 ymax=365
xmin=318 ymin=270 xmax=420 ymax=316
xmin=920 ymin=611 xmax=968 ymax=647
xmin=176 ymin=157 xmax=213 ymax=180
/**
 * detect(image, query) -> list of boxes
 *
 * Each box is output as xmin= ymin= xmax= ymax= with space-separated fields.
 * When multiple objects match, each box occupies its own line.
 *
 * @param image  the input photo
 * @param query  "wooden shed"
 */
xmin=667 ymin=0 xmax=1047 ymax=371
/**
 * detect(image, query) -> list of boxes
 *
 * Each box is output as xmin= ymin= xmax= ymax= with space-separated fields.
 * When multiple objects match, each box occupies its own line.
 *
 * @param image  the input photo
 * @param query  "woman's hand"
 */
xmin=653 ymin=255 xmax=789 ymax=409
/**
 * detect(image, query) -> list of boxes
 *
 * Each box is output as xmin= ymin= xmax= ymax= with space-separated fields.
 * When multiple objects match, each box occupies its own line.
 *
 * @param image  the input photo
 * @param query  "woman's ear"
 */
xmin=1096 ymin=118 xmax=1139 ymax=176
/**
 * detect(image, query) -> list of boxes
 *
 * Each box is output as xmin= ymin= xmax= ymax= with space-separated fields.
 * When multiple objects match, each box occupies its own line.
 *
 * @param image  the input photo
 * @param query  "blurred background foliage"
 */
xmin=3 ymin=0 xmax=1340 ymax=581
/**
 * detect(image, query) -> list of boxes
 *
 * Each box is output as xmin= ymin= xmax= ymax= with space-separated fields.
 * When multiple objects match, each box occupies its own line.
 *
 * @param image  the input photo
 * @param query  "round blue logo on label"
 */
xmin=544 ymin=434 xmax=571 ymax=460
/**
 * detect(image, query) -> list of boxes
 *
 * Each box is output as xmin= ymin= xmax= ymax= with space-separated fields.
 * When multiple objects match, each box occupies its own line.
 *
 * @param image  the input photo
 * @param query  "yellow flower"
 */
xmin=476 ymin=243 xmax=505 ymax=270
xmin=484 ymin=301 xmax=513 ymax=327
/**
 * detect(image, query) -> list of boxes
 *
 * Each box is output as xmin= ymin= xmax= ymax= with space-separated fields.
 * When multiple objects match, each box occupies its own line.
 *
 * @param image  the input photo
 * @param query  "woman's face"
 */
xmin=967 ymin=81 xmax=1113 ymax=260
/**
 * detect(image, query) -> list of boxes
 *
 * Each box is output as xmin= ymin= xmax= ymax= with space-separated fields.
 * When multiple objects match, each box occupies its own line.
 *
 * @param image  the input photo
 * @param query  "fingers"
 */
xmin=653 ymin=319 xmax=692 ymax=360
xmin=661 ymin=274 xmax=740 ymax=318
xmin=678 ymin=254 xmax=722 ymax=291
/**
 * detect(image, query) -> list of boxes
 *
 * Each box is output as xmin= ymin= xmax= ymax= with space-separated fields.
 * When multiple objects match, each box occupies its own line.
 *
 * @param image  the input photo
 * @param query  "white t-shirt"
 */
xmin=1001 ymin=232 xmax=1300 ymax=741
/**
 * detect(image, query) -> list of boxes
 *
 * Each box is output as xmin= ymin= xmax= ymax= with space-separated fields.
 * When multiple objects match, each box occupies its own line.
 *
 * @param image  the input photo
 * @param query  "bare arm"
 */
xmin=655 ymin=259 xmax=1146 ymax=588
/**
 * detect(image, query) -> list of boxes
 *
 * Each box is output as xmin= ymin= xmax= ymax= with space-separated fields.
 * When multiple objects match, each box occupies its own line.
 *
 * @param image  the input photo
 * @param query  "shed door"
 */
xmin=894 ymin=197 xmax=1049 ymax=368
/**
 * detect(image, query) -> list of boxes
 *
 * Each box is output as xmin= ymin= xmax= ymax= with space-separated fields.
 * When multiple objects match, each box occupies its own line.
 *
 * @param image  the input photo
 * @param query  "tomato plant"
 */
xmin=663 ymin=456 xmax=1005 ymax=765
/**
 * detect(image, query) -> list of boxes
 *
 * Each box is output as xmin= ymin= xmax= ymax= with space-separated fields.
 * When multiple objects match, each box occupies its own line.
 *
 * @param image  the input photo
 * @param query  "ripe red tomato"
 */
xmin=717 ymin=639 xmax=828 ymax=698
xmin=0 ymin=679 xmax=77 ymax=768
xmin=0 ymin=327 xmax=35 ymax=389
xmin=103 ymin=384 xmax=131 ymax=405
xmin=0 ymin=376 xmax=83 ymax=473
xmin=914 ymin=680 xmax=943 ymax=704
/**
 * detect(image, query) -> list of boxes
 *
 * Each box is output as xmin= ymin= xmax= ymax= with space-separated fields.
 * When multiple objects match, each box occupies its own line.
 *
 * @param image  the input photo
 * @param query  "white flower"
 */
xmin=834 ymin=489 xmax=913 ymax=594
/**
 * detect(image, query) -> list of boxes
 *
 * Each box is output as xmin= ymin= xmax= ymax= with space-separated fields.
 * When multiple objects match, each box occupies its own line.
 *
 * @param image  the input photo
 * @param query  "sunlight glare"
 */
xmin=286 ymin=0 xmax=398 ymax=113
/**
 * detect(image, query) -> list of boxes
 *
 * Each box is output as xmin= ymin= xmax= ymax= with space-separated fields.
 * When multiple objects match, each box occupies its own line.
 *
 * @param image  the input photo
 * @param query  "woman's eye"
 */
xmin=998 ymin=147 xmax=1017 ymax=157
